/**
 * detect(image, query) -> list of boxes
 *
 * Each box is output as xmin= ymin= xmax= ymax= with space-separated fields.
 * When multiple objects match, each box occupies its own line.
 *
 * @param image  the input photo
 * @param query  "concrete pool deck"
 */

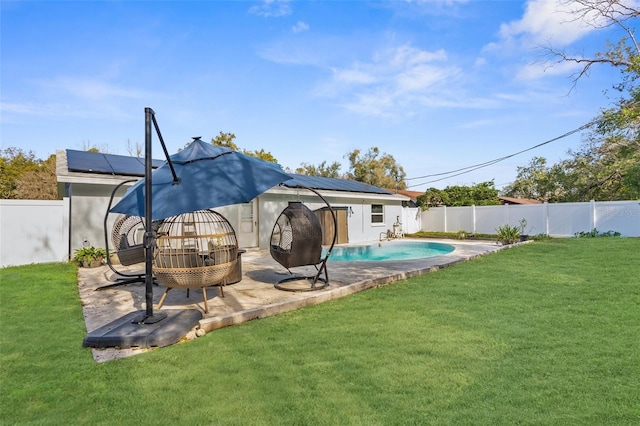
xmin=78 ymin=238 xmax=510 ymax=362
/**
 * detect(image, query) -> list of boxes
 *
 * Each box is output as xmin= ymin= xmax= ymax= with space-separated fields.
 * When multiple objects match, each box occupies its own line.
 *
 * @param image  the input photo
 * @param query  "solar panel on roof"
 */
xmin=66 ymin=150 xmax=390 ymax=195
xmin=283 ymin=174 xmax=392 ymax=195
xmin=66 ymin=150 xmax=163 ymax=176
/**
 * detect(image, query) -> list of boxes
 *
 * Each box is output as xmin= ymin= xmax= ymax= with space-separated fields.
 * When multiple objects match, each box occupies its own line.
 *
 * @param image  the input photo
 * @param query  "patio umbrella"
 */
xmin=111 ymin=137 xmax=293 ymax=221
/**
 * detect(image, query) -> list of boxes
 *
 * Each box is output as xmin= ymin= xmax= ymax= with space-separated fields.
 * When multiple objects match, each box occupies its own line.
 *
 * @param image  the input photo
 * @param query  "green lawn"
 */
xmin=1 ymin=239 xmax=639 ymax=425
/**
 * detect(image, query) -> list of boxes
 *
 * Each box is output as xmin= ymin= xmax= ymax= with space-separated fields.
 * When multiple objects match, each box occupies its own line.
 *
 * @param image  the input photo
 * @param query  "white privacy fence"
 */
xmin=400 ymin=207 xmax=422 ymax=235
xmin=0 ymin=199 xmax=70 ymax=267
xmin=421 ymin=200 xmax=640 ymax=237
xmin=2 ymin=199 xmax=637 ymax=267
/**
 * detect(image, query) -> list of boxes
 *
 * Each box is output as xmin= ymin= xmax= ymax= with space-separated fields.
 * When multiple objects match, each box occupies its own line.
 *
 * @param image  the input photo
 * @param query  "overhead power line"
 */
xmin=405 ymin=120 xmax=598 ymax=189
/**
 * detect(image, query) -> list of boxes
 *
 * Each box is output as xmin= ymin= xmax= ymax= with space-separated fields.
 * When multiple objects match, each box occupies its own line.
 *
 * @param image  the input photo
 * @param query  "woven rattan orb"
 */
xmin=153 ymin=209 xmax=238 ymax=290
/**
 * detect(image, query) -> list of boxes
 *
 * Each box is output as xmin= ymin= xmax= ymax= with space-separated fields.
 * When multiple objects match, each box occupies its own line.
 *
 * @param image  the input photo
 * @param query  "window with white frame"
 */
xmin=371 ymin=204 xmax=384 ymax=224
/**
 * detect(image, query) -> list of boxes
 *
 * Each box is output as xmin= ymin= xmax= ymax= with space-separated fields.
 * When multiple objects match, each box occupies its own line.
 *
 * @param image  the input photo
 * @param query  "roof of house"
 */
xmin=65 ymin=149 xmax=164 ymax=175
xmin=498 ymin=196 xmax=542 ymax=205
xmin=284 ymin=174 xmax=392 ymax=195
xmin=383 ymin=189 xmax=423 ymax=201
xmin=62 ymin=149 xmax=393 ymax=196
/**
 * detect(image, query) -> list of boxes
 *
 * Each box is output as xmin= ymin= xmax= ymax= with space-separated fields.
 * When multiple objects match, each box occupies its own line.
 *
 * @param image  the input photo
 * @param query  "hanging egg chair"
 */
xmin=153 ymin=209 xmax=238 ymax=314
xmin=99 ymin=179 xmax=150 ymax=291
xmin=270 ymin=202 xmax=322 ymax=269
xmin=111 ymin=214 xmax=146 ymax=266
xmin=270 ymin=186 xmax=337 ymax=292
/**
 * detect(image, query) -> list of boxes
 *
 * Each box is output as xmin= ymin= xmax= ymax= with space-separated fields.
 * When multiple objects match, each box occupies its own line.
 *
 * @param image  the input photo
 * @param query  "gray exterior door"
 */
xmin=238 ymin=200 xmax=258 ymax=247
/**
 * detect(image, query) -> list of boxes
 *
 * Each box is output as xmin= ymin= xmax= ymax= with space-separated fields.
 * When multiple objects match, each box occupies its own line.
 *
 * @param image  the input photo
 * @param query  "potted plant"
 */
xmin=72 ymin=246 xmax=107 ymax=268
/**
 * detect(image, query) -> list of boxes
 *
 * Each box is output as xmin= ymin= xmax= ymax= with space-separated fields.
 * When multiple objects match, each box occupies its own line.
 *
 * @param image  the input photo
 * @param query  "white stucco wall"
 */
xmin=66 ymin=182 xmax=130 ymax=254
xmin=259 ymin=188 xmax=407 ymax=249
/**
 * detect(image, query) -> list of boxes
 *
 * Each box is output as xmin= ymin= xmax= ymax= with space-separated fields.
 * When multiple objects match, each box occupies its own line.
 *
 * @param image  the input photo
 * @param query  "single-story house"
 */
xmin=56 ymin=149 xmax=411 ymax=255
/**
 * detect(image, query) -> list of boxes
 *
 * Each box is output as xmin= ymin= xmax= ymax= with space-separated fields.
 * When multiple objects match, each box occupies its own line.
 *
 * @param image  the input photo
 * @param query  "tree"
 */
xmin=80 ymin=140 xmax=110 ymax=153
xmin=417 ymin=182 xmax=500 ymax=208
xmin=345 ymin=147 xmax=406 ymax=189
xmin=211 ymin=131 xmax=279 ymax=164
xmin=509 ymin=0 xmax=640 ymax=201
xmin=1 ymin=147 xmax=40 ymax=199
xmin=126 ymin=139 xmax=143 ymax=157
xmin=295 ymin=161 xmax=343 ymax=178
xmin=545 ymin=0 xmax=639 ymax=88
xmin=14 ymin=154 xmax=58 ymax=200
xmin=0 ymin=148 xmax=58 ymax=200
xmin=563 ymin=125 xmax=640 ymax=200
xmin=416 ymin=187 xmax=449 ymax=209
xmin=502 ymin=157 xmax=570 ymax=202
xmin=211 ymin=131 xmax=240 ymax=150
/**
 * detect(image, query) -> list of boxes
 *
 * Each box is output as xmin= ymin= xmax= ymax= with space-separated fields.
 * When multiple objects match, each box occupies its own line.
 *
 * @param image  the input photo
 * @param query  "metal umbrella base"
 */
xmin=83 ymin=309 xmax=201 ymax=349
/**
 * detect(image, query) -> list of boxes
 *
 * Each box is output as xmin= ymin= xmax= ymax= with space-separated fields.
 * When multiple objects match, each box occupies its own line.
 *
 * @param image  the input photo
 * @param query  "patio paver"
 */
xmin=78 ymin=239 xmax=508 ymax=362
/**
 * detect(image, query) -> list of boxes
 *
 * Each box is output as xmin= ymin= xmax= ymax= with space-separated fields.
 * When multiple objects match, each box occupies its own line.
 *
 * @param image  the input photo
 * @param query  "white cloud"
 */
xmin=0 ymin=76 xmax=160 ymax=124
xmin=249 ymin=0 xmax=291 ymax=18
xmin=318 ymin=44 xmax=465 ymax=117
xmin=292 ymin=21 xmax=309 ymax=33
xmin=388 ymin=46 xmax=447 ymax=67
xmin=482 ymin=0 xmax=615 ymax=83
xmin=499 ymin=0 xmax=598 ymax=46
xmin=332 ymin=68 xmax=377 ymax=85
xmin=35 ymin=77 xmax=154 ymax=101
xmin=459 ymin=119 xmax=497 ymax=129
xmin=473 ymin=57 xmax=487 ymax=68
xmin=257 ymin=39 xmax=329 ymax=66
xmin=0 ymin=101 xmax=97 ymax=119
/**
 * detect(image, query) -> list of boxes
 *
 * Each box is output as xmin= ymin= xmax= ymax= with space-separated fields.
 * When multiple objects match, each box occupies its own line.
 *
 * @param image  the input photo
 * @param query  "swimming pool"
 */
xmin=324 ymin=241 xmax=455 ymax=262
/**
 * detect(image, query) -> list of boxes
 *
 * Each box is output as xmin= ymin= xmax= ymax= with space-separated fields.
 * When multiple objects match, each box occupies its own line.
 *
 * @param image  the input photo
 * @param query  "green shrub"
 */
xmin=495 ymin=224 xmax=521 ymax=245
xmin=574 ymin=228 xmax=621 ymax=238
xmin=533 ymin=233 xmax=553 ymax=241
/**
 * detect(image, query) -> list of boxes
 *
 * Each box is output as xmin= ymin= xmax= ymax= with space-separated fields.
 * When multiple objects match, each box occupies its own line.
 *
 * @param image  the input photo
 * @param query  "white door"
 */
xmin=238 ymin=200 xmax=258 ymax=247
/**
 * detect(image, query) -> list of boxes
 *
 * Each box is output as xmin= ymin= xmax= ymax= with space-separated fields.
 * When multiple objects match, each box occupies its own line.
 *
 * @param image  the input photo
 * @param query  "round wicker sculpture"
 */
xmin=154 ymin=209 xmax=238 ymax=313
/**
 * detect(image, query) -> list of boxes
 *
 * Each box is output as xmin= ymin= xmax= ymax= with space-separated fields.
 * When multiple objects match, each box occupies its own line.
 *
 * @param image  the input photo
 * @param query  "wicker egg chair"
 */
xmin=270 ymin=201 xmax=322 ymax=269
xmin=111 ymin=214 xmax=146 ymax=266
xmin=269 ymin=186 xmax=337 ymax=292
xmin=154 ymin=209 xmax=238 ymax=313
xmin=99 ymin=179 xmax=150 ymax=291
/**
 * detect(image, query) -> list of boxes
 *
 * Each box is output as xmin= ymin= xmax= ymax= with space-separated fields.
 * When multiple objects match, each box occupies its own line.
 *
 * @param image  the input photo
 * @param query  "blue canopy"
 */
xmin=110 ymin=138 xmax=292 ymax=221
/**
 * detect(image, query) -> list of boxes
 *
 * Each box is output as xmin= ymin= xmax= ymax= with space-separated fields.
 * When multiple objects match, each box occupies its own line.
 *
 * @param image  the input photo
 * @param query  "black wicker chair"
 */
xmin=270 ymin=186 xmax=337 ymax=291
xmin=270 ymin=202 xmax=322 ymax=269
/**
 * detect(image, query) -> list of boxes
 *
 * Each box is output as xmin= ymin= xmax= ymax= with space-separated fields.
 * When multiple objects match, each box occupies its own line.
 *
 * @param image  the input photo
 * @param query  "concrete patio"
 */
xmin=78 ymin=238 xmax=508 ymax=362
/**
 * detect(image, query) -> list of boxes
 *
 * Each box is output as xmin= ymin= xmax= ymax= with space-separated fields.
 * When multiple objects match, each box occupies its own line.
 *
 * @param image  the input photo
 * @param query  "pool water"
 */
xmin=324 ymin=241 xmax=455 ymax=262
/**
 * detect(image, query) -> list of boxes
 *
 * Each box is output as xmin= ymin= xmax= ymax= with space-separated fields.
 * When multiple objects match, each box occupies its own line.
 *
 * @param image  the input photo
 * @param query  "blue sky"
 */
xmin=1 ymin=0 xmax=628 ymax=191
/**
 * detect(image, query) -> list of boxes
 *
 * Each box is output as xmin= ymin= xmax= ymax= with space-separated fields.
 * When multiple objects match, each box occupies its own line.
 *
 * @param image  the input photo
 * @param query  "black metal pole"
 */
xmin=134 ymin=108 xmax=167 ymax=324
xmin=151 ymin=113 xmax=179 ymax=183
xmin=144 ymin=107 xmax=155 ymax=319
